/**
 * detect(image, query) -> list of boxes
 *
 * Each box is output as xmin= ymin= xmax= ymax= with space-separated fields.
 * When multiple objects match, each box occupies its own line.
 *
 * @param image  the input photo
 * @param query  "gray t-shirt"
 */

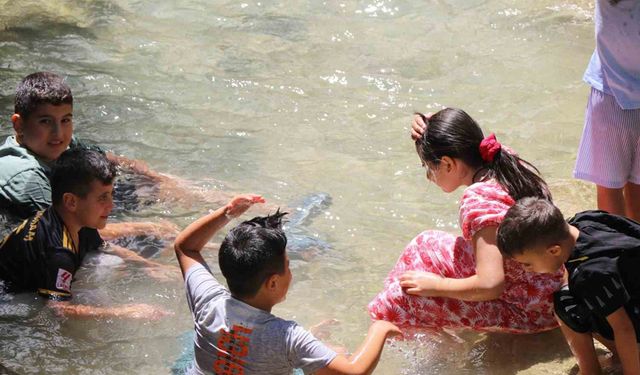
xmin=184 ymin=263 xmax=336 ymax=375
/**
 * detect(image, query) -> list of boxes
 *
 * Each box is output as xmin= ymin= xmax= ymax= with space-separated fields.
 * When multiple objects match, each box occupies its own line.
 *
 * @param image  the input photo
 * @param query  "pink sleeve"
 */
xmin=459 ymin=182 xmax=515 ymax=240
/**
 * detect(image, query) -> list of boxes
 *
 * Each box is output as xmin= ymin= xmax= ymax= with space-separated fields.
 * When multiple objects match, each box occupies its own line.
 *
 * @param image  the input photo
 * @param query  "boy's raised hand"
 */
xmin=174 ymin=194 xmax=266 ymax=278
xmin=224 ymin=194 xmax=266 ymax=219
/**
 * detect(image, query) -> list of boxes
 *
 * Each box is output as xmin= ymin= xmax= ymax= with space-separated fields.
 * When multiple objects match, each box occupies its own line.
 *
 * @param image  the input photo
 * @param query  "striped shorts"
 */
xmin=574 ymin=87 xmax=640 ymax=189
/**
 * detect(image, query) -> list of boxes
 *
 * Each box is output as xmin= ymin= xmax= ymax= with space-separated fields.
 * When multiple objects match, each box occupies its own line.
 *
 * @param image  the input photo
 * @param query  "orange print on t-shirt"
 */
xmin=213 ymin=324 xmax=253 ymax=375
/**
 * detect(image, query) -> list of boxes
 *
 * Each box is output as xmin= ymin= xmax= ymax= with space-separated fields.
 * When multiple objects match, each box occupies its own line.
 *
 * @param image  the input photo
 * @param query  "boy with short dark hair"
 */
xmin=0 ymin=72 xmax=249 ymax=230
xmin=0 ymin=72 xmax=74 ymax=217
xmin=497 ymin=197 xmax=640 ymax=375
xmin=174 ymin=196 xmax=401 ymax=375
xmin=0 ymin=72 xmax=187 ymax=252
xmin=0 ymin=148 xmax=170 ymax=319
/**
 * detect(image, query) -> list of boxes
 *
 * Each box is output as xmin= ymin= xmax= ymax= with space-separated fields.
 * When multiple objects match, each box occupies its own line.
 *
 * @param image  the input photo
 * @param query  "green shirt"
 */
xmin=0 ymin=136 xmax=103 ymax=218
xmin=0 ymin=136 xmax=52 ymax=218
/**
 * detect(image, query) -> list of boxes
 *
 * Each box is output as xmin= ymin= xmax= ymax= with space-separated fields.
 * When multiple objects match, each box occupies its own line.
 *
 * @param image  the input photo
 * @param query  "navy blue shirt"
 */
xmin=555 ymin=211 xmax=640 ymax=340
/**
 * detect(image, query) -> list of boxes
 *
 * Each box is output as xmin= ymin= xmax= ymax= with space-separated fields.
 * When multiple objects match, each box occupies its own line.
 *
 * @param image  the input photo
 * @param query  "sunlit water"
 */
xmin=0 ymin=0 xmax=602 ymax=374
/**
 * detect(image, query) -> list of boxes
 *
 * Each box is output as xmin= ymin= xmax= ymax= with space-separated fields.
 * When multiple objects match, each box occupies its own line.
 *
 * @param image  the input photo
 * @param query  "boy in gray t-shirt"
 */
xmin=175 ymin=194 xmax=401 ymax=375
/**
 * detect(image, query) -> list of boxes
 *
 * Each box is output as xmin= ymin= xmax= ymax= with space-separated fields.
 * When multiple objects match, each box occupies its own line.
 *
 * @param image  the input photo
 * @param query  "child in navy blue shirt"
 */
xmin=497 ymin=197 xmax=640 ymax=375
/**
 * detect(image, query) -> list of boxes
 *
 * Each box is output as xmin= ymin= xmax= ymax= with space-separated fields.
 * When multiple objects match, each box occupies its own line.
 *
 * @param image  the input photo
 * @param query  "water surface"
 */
xmin=0 ymin=0 xmax=599 ymax=373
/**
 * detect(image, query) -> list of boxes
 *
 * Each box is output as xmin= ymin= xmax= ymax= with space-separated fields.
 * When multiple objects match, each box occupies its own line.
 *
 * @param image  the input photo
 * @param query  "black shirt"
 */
xmin=0 ymin=207 xmax=103 ymax=300
xmin=555 ymin=210 xmax=640 ymax=339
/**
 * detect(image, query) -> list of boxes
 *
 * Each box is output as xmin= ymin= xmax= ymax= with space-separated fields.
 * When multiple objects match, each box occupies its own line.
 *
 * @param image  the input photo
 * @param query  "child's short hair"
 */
xmin=497 ymin=197 xmax=569 ymax=257
xmin=219 ymin=211 xmax=288 ymax=298
xmin=50 ymin=148 xmax=117 ymax=205
xmin=14 ymin=72 xmax=73 ymax=119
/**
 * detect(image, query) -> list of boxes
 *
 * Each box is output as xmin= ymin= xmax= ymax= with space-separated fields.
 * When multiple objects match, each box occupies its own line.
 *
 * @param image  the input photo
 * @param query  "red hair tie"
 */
xmin=479 ymin=133 xmax=501 ymax=163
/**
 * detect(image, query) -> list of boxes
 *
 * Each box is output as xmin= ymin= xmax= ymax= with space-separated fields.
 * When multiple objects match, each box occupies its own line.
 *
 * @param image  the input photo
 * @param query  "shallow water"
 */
xmin=0 ymin=0 xmax=601 ymax=374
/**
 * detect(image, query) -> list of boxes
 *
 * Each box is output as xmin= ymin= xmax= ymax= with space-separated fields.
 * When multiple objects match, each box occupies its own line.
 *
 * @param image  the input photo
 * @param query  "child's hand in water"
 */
xmin=116 ymin=303 xmax=174 ymax=320
xmin=48 ymin=301 xmax=173 ymax=320
xmin=128 ymin=303 xmax=174 ymax=320
xmin=410 ymin=112 xmax=432 ymax=141
xmin=399 ymin=270 xmax=444 ymax=297
xmin=309 ymin=319 xmax=349 ymax=354
xmin=224 ymin=194 xmax=266 ymax=219
xmin=100 ymin=220 xmax=179 ymax=240
xmin=371 ymin=320 xmax=403 ymax=338
xmin=127 ymin=220 xmax=180 ymax=238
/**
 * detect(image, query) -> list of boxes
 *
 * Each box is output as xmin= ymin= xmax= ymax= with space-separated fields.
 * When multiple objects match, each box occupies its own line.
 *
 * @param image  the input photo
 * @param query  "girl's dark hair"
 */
xmin=415 ymin=108 xmax=551 ymax=201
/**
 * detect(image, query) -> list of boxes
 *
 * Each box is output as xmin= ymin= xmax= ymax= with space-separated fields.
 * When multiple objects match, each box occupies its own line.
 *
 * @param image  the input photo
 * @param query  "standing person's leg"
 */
xmin=626 ymin=110 xmax=640 ymax=220
xmin=574 ymin=88 xmax=633 ymax=214
xmin=597 ymin=186 xmax=626 ymax=216
xmin=624 ymin=183 xmax=640 ymax=221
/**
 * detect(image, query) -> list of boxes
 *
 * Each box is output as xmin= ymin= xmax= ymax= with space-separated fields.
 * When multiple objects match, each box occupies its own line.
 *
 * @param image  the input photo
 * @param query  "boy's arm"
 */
xmin=400 ymin=226 xmax=505 ymax=301
xmin=557 ymin=317 xmax=601 ymax=375
xmin=173 ymin=194 xmax=265 ymax=277
xmin=104 ymin=243 xmax=163 ymax=266
xmin=107 ymin=152 xmax=282 ymax=216
xmin=315 ymin=320 xmax=401 ymax=375
xmin=106 ymin=152 xmax=229 ymax=205
xmin=105 ymin=152 xmax=152 ymax=177
xmin=105 ymin=152 xmax=207 ymax=207
xmin=104 ymin=243 xmax=180 ymax=281
xmin=98 ymin=220 xmax=179 ymax=241
xmin=48 ymin=300 xmax=171 ymax=320
xmin=607 ymin=307 xmax=640 ymax=375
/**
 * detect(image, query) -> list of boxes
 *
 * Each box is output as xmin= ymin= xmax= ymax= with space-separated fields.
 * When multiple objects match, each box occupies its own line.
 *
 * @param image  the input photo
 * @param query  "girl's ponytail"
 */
xmin=416 ymin=108 xmax=551 ymax=201
xmin=480 ymin=134 xmax=552 ymax=201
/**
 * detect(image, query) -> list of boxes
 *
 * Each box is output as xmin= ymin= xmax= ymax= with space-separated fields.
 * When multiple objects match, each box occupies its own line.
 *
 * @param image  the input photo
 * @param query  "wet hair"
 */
xmin=14 ymin=72 xmax=73 ymax=119
xmin=415 ymin=108 xmax=551 ymax=201
xmin=219 ymin=211 xmax=288 ymax=298
xmin=51 ymin=148 xmax=117 ymax=205
xmin=497 ymin=197 xmax=569 ymax=257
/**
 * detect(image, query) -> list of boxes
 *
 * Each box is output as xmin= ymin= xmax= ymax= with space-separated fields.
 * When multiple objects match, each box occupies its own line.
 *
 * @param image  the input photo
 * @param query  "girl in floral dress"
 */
xmin=368 ymin=108 xmax=564 ymax=333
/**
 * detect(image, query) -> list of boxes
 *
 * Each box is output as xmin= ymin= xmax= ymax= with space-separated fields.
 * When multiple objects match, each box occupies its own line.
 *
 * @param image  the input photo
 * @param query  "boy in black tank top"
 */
xmin=497 ymin=197 xmax=640 ymax=375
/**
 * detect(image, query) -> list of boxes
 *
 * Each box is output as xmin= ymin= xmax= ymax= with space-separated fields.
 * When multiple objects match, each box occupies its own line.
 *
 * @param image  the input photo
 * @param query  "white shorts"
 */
xmin=574 ymin=88 xmax=640 ymax=189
